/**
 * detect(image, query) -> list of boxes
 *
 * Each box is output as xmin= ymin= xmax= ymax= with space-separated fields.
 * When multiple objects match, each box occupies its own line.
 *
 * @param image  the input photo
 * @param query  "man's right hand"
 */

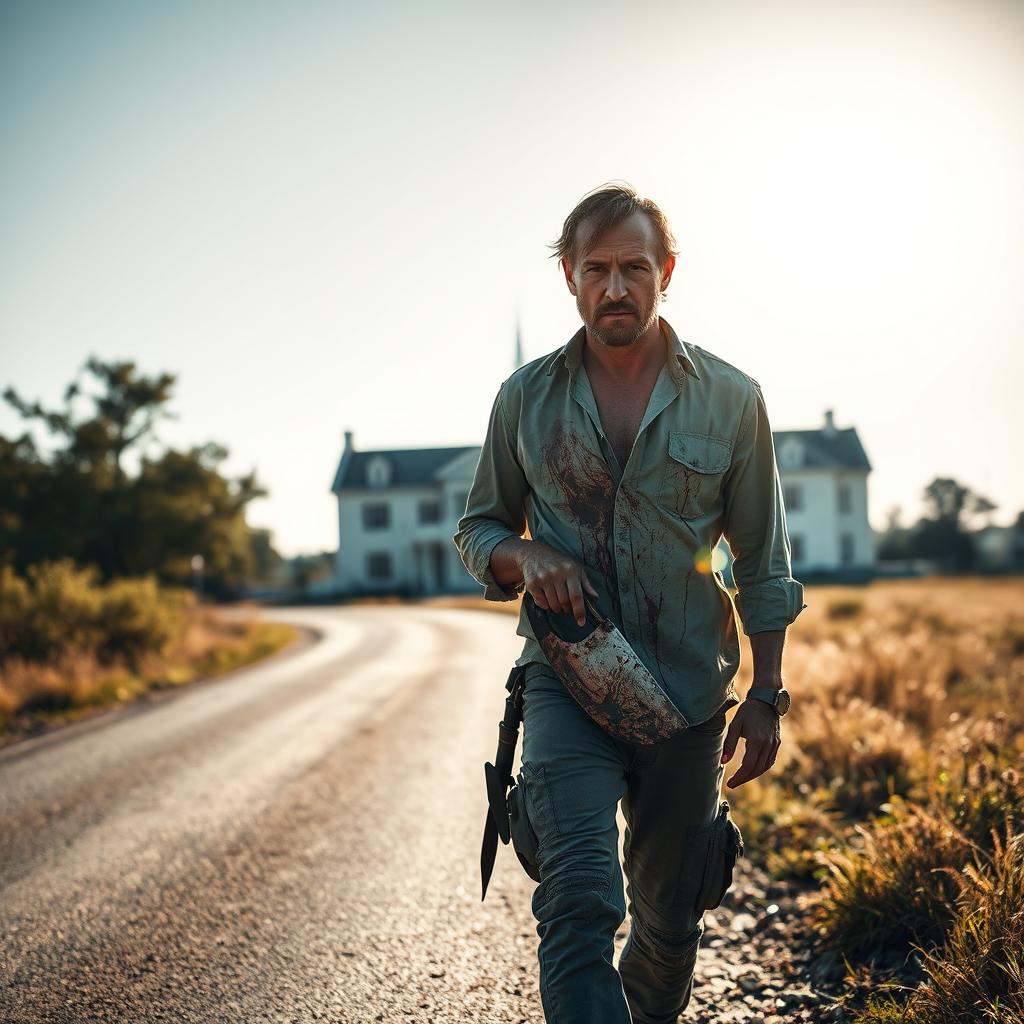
xmin=517 ymin=541 xmax=600 ymax=627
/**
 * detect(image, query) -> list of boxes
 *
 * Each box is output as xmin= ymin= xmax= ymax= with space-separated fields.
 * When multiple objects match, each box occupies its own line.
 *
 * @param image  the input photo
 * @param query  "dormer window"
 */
xmin=367 ymin=456 xmax=392 ymax=488
xmin=778 ymin=438 xmax=804 ymax=470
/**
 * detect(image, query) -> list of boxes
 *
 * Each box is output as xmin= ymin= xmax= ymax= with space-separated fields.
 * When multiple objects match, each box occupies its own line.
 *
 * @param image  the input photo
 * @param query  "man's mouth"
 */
xmin=601 ymin=309 xmax=634 ymax=318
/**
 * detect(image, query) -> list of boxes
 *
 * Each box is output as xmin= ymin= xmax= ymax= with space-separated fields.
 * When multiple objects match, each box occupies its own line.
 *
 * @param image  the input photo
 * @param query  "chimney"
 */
xmin=823 ymin=410 xmax=836 ymax=436
xmin=343 ymin=430 xmax=354 ymax=452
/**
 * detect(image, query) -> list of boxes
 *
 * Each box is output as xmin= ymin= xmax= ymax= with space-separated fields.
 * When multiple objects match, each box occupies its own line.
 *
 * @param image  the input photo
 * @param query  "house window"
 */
xmin=784 ymin=484 xmax=803 ymax=511
xmin=837 ymin=482 xmax=852 ymax=514
xmin=362 ymin=502 xmax=390 ymax=530
xmin=791 ymin=534 xmax=805 ymax=563
xmin=366 ymin=456 xmax=392 ymax=488
xmin=454 ymin=491 xmax=469 ymax=517
xmin=840 ymin=533 xmax=856 ymax=565
xmin=418 ymin=499 xmax=441 ymax=525
xmin=366 ymin=551 xmax=392 ymax=580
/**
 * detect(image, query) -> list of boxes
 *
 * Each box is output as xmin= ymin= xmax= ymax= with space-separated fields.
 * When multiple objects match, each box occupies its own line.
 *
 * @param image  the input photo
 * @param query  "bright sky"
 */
xmin=2 ymin=0 xmax=1021 ymax=556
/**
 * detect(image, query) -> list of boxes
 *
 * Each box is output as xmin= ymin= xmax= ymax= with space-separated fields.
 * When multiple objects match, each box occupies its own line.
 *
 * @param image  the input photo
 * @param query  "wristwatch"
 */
xmin=745 ymin=685 xmax=791 ymax=716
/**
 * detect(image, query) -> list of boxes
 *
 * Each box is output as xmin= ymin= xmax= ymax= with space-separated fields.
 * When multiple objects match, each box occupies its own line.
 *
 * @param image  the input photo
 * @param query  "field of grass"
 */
xmin=0 ymin=560 xmax=298 ymax=745
xmin=428 ymin=577 xmax=1024 ymax=1022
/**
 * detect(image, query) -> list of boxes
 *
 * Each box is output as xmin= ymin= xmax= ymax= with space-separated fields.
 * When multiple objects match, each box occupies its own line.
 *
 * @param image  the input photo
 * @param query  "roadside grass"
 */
xmin=434 ymin=576 xmax=1024 ymax=1020
xmin=735 ymin=577 xmax=1024 ymax=1022
xmin=0 ymin=560 xmax=298 ymax=744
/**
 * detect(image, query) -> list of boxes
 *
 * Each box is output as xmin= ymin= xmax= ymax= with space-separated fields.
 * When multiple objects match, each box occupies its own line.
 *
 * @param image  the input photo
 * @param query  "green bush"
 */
xmin=0 ymin=560 xmax=103 ymax=659
xmin=98 ymin=576 xmax=189 ymax=667
xmin=0 ymin=559 xmax=190 ymax=667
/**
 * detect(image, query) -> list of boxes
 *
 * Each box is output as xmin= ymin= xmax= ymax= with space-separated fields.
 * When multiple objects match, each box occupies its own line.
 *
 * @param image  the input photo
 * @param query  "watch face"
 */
xmin=777 ymin=689 xmax=791 ymax=714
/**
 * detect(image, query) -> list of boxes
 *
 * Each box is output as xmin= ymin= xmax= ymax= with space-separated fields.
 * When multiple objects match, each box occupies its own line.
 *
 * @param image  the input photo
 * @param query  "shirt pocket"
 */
xmin=659 ymin=430 xmax=733 ymax=520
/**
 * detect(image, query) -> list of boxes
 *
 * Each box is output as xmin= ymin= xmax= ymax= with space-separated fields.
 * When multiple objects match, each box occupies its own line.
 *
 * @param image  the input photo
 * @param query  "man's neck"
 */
xmin=582 ymin=319 xmax=666 ymax=385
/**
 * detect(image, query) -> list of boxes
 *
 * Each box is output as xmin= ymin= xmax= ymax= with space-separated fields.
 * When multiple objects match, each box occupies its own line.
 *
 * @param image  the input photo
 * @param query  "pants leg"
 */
xmin=617 ymin=705 xmax=730 ymax=1024
xmin=520 ymin=662 xmax=632 ymax=1024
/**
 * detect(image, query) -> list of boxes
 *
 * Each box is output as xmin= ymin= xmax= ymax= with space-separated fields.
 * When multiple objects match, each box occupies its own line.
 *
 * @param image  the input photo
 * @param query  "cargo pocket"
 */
xmin=507 ymin=764 xmax=546 ymax=882
xmin=659 ymin=431 xmax=732 ymax=520
xmin=694 ymin=799 xmax=744 ymax=912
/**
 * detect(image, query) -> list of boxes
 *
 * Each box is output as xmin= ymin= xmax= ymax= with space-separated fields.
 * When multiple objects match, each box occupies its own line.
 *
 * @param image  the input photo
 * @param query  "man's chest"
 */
xmin=515 ymin=371 xmax=743 ymax=527
xmin=588 ymin=372 xmax=659 ymax=474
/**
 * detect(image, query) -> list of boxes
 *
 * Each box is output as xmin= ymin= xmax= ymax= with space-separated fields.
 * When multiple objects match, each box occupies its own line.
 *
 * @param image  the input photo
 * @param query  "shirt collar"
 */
xmin=546 ymin=316 xmax=701 ymax=384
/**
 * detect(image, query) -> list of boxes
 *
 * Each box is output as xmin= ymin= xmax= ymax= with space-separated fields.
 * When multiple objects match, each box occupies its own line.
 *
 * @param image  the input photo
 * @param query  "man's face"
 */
xmin=562 ymin=210 xmax=676 ymax=348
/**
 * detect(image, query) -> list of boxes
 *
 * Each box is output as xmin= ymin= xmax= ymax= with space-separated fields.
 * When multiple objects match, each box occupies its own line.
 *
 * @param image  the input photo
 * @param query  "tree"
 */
xmin=877 ymin=504 xmax=913 ymax=560
xmin=248 ymin=527 xmax=287 ymax=584
xmin=1 ymin=356 xmax=268 ymax=595
xmin=922 ymin=478 xmax=997 ymax=530
xmin=1012 ymin=511 xmax=1024 ymax=572
xmin=910 ymin=477 xmax=996 ymax=572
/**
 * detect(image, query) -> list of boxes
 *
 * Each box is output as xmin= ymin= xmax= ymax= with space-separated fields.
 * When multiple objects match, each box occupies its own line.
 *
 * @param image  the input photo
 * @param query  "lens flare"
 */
xmin=694 ymin=546 xmax=712 ymax=574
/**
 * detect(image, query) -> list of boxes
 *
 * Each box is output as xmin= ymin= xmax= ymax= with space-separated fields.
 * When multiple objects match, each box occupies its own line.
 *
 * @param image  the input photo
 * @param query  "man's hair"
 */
xmin=549 ymin=183 xmax=679 ymax=269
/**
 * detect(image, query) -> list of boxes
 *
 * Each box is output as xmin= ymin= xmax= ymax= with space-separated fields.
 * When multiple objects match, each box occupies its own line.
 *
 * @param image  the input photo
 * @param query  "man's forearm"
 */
xmin=748 ymin=628 xmax=786 ymax=688
xmin=489 ymin=536 xmax=533 ymax=588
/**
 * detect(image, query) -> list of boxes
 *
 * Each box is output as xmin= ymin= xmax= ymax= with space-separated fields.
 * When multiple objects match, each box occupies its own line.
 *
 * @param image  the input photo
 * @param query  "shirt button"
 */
xmin=620 ymin=580 xmax=629 ymax=593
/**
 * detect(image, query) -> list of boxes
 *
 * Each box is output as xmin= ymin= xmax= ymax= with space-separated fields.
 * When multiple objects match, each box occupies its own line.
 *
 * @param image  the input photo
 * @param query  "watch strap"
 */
xmin=746 ymin=685 xmax=784 ymax=711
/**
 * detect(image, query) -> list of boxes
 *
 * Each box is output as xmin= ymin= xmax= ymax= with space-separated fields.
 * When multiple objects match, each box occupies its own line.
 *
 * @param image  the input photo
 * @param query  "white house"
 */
xmin=328 ymin=410 xmax=874 ymax=596
xmin=772 ymin=409 xmax=875 ymax=579
xmin=328 ymin=431 xmax=481 ymax=596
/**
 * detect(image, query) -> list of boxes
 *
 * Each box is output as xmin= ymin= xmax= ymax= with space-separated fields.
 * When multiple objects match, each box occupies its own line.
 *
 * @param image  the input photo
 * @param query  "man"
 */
xmin=453 ymin=184 xmax=805 ymax=1024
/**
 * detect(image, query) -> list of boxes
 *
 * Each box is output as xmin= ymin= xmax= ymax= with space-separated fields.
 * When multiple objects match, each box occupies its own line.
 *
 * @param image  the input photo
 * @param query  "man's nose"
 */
xmin=605 ymin=268 xmax=627 ymax=301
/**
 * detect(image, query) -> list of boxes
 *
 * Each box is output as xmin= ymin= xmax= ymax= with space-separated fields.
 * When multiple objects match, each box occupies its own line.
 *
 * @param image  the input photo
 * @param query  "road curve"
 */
xmin=0 ymin=605 xmax=546 ymax=1023
xmin=0 ymin=604 xmax=807 ymax=1024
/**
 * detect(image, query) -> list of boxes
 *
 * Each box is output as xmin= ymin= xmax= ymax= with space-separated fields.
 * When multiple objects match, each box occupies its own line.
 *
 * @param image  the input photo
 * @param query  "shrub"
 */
xmin=0 ymin=560 xmax=104 ymax=661
xmin=908 ymin=824 xmax=1024 ymax=1023
xmin=814 ymin=744 xmax=1024 ymax=963
xmin=733 ymin=782 xmax=845 ymax=880
xmin=857 ymin=824 xmax=1024 ymax=1024
xmin=0 ymin=559 xmax=191 ymax=667
xmin=97 ymin=576 xmax=190 ymax=668
xmin=827 ymin=597 xmax=865 ymax=620
xmin=789 ymin=696 xmax=923 ymax=817
xmin=814 ymin=800 xmax=969 ymax=958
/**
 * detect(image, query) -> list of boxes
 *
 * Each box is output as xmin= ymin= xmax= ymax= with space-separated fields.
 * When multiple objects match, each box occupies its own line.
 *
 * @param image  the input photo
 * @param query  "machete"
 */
xmin=523 ymin=592 xmax=689 ymax=745
xmin=480 ymin=663 xmax=527 ymax=901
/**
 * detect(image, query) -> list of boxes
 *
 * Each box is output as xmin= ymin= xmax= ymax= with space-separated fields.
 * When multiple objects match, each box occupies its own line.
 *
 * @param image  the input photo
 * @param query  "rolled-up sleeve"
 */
xmin=452 ymin=381 xmax=530 ymax=601
xmin=721 ymin=383 xmax=807 ymax=634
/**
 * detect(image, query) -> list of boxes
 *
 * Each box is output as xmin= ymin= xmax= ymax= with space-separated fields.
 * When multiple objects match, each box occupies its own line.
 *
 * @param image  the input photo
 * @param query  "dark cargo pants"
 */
xmin=516 ymin=661 xmax=739 ymax=1024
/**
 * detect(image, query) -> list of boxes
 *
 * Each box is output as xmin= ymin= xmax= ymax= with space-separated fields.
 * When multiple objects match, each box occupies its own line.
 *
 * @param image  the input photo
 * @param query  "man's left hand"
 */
xmin=720 ymin=699 xmax=781 ymax=789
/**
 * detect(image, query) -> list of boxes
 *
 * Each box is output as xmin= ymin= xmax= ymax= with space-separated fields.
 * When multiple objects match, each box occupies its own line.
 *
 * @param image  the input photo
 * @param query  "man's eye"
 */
xmin=629 ymin=264 xmax=648 ymax=272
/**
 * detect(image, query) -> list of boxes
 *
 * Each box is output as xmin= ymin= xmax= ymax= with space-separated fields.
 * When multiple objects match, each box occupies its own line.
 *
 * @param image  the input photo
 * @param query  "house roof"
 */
xmin=331 ymin=446 xmax=478 ymax=492
xmin=773 ymin=428 xmax=872 ymax=472
xmin=331 ymin=423 xmax=870 ymax=492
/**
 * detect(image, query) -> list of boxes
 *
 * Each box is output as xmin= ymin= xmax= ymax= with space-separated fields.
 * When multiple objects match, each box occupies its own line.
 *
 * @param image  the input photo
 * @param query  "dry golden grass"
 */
xmin=0 ymin=600 xmax=297 ymax=743
xmin=752 ymin=577 xmax=1023 ymax=1022
xmin=436 ymin=577 xmax=1024 ymax=1020
xmin=728 ymin=577 xmax=1024 ymax=859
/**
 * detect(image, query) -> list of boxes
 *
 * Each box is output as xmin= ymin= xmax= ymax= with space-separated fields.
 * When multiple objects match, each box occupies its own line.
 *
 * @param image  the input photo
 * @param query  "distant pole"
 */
xmin=191 ymin=554 xmax=205 ymax=604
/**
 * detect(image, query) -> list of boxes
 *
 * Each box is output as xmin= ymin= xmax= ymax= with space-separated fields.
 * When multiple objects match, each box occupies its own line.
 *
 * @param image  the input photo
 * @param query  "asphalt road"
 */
xmin=0 ymin=605 xmax=550 ymax=1023
xmin=0 ymin=605 xmax=817 ymax=1024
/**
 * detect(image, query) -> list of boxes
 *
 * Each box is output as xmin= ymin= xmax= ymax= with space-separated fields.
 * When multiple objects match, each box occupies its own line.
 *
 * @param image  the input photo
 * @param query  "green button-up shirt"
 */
xmin=452 ymin=317 xmax=806 ymax=726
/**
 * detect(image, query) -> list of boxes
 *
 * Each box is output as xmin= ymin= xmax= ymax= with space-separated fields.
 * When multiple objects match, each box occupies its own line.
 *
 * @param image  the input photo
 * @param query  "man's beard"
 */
xmin=579 ymin=296 xmax=660 ymax=348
